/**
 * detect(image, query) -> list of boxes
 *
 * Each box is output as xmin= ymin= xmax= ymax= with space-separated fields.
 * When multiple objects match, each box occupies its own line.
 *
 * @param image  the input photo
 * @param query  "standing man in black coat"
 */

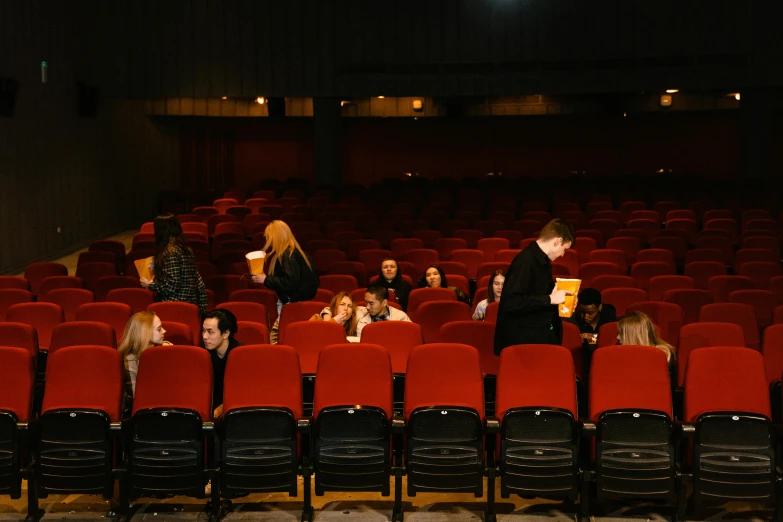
xmin=494 ymin=219 xmax=576 ymax=354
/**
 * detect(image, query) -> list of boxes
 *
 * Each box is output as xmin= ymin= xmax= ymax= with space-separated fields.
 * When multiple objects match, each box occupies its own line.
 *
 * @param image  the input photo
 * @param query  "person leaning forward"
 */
xmin=494 ymin=219 xmax=576 ymax=354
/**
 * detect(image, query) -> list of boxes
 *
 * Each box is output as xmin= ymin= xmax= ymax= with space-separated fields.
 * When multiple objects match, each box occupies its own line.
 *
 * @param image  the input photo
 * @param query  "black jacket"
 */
xmin=264 ymin=250 xmax=319 ymax=305
xmin=375 ymin=274 xmax=413 ymax=312
xmin=494 ymin=241 xmax=560 ymax=354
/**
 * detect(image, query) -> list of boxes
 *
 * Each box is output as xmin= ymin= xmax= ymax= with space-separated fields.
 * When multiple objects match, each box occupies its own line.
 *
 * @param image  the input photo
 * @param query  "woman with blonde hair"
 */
xmin=616 ymin=311 xmax=676 ymax=380
xmin=118 ymin=311 xmax=171 ymax=397
xmin=310 ymin=292 xmax=359 ymax=338
xmin=251 ymin=220 xmax=319 ymax=342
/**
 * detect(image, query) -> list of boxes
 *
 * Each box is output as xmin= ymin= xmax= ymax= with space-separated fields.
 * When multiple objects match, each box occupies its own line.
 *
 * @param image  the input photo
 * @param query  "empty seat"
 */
xmin=216 ymin=302 xmax=268 ymax=328
xmin=0 ymin=276 xmax=30 ymax=291
xmin=441 ymin=321 xmax=498 ymax=376
xmin=40 ymin=288 xmax=94 ymax=321
xmin=636 ymin=249 xmax=676 ymax=267
xmin=6 ymin=302 xmax=64 ymax=350
xmin=0 ymin=322 xmax=39 ymax=360
xmin=34 ymin=345 xmax=122 ymax=503
xmin=589 ymin=250 xmax=627 ymax=274
xmin=233 ymin=321 xmax=269 ymax=345
xmin=684 ymin=261 xmax=727 ymax=290
xmin=739 ymin=262 xmax=783 ymax=289
xmin=75 ymin=262 xmax=117 ymax=292
xmin=219 ymin=345 xmax=303 ymax=501
xmin=729 ymin=290 xmax=777 ymax=329
xmin=495 ymin=345 xmax=579 ymax=505
xmin=699 ymin=303 xmax=760 ymax=350
xmin=360 ymin=321 xmax=423 ymax=374
xmin=601 ymin=288 xmax=648 ymax=316
xmin=734 ymin=248 xmax=777 ymax=272
xmin=229 ymin=288 xmax=280 ymax=327
xmin=605 ymin=236 xmax=642 ymax=264
xmin=477 ymin=238 xmax=511 ymax=262
xmin=677 ymin=323 xmax=746 ymax=388
xmin=630 ymin=262 xmax=676 ymax=291
xmin=0 ymin=347 xmax=36 ymax=500
xmin=318 ymin=274 xmax=359 ymax=295
xmin=589 ymin=345 xmax=678 ymax=512
xmin=159 ymin=321 xmax=193 ymax=346
xmin=591 ymin=275 xmax=636 ymax=292
xmin=125 ymin=346 xmax=216 ymax=514
xmin=48 ymin=321 xmax=116 ymax=352
xmin=75 ymin=302 xmax=133 ymax=345
xmin=415 ymin=301 xmax=472 ymax=343
xmin=37 ymin=276 xmax=84 ymax=296
xmin=406 ymin=287 xmax=457 ymax=318
xmin=762 ymin=324 xmax=783 ymax=386
xmin=105 ymin=288 xmax=155 ymax=314
xmin=683 ymin=348 xmax=774 ymax=515
xmin=277 ymin=301 xmax=332 ymax=345
xmin=0 ymin=289 xmax=33 ymax=321
xmin=579 ymin=262 xmax=621 ymax=287
xmin=284 ymin=321 xmax=347 ymax=375
xmin=663 ymin=289 xmax=714 ymax=325
xmin=312 ymin=344 xmax=395 ymax=507
xmin=648 ymin=276 xmax=694 ymax=301
xmin=25 ymin=262 xmax=68 ymax=295
xmin=147 ymin=302 xmax=202 ymax=342
xmin=449 ymin=249 xmax=486 ymax=279
xmin=404 ymin=344 xmax=487 ymax=511
xmin=707 ymin=275 xmax=755 ymax=303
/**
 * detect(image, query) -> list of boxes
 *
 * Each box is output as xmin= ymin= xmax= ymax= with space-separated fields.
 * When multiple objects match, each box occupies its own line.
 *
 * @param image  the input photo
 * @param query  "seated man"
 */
xmin=356 ymin=284 xmax=412 ymax=337
xmin=202 ymin=309 xmax=242 ymax=417
xmin=566 ymin=287 xmax=617 ymax=346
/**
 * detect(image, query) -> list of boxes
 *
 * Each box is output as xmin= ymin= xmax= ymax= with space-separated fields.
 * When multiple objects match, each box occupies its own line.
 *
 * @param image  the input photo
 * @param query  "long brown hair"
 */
xmin=118 ymin=311 xmax=158 ymax=359
xmin=617 ymin=311 xmax=675 ymax=362
xmin=153 ymin=214 xmax=190 ymax=268
xmin=330 ymin=292 xmax=358 ymax=337
xmin=263 ymin=220 xmax=312 ymax=276
xmin=486 ymin=270 xmax=505 ymax=304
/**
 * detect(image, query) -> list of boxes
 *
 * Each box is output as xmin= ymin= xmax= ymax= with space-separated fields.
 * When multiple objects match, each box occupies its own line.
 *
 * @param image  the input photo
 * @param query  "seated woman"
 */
xmin=118 ymin=311 xmax=171 ymax=398
xmin=417 ymin=265 xmax=470 ymax=305
xmin=616 ymin=310 xmax=676 ymax=381
xmin=375 ymin=258 xmax=413 ymax=311
xmin=310 ymin=291 xmax=359 ymax=339
xmin=473 ymin=270 xmax=505 ymax=320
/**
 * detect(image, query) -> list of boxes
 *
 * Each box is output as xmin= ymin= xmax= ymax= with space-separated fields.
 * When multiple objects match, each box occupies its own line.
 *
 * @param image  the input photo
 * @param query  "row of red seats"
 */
xmin=1 ymin=343 xmax=776 ymax=520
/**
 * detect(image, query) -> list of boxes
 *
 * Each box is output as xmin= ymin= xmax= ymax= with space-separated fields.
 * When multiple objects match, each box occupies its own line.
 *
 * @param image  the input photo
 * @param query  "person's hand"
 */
xmin=474 ymin=312 xmax=485 ymax=320
xmin=549 ymin=289 xmax=567 ymax=305
xmin=213 ymin=404 xmax=224 ymax=418
xmin=140 ymin=277 xmax=151 ymax=289
xmin=332 ymin=311 xmax=349 ymax=325
xmin=251 ymin=274 xmax=266 ymax=285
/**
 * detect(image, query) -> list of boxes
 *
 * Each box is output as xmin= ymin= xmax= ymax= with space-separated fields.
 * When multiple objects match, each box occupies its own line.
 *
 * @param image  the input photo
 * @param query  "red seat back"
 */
xmin=590 ymin=346 xmax=672 ymax=421
xmin=218 ymin=302 xmax=268 ymax=328
xmin=234 ymin=321 xmax=270 ymax=345
xmin=24 ymin=262 xmax=68 ymax=295
xmin=160 ymin=321 xmax=194 ymax=346
xmin=133 ymin=345 xmax=213 ymax=420
xmin=663 ymin=289 xmax=714 ymax=325
xmin=223 ymin=345 xmax=302 ymax=419
xmin=284 ymin=321 xmax=347 ymax=374
xmin=684 ymin=347 xmax=770 ymax=422
xmin=0 ymin=323 xmax=39 ymax=360
xmin=278 ymin=301 xmax=331 ymax=345
xmin=314 ymin=344 xmax=393 ymax=420
xmin=147 ymin=302 xmax=202 ymax=343
xmin=6 ymin=302 xmax=64 ymax=350
xmin=407 ymin=287 xmax=457 ymax=318
xmin=496 ymin=345 xmax=577 ymax=421
xmin=42 ymin=345 xmax=123 ymax=421
xmin=49 ymin=321 xmax=116 ymax=353
xmin=699 ymin=303 xmax=760 ymax=350
xmin=0 ymin=347 xmax=35 ymax=422
xmin=404 ymin=344 xmax=484 ymax=421
xmin=360 ymin=322 xmax=423 ymax=373
xmin=105 ymin=288 xmax=155 ymax=314
xmin=0 ymin=289 xmax=33 ymax=321
xmin=40 ymin=288 xmax=94 ymax=321
xmin=441 ymin=321 xmax=498 ymax=375
xmin=648 ymin=276 xmax=694 ymax=301
xmin=677 ymin=322 xmax=746 ymax=387
xmin=729 ymin=290 xmax=777 ymax=329
xmin=601 ymin=288 xmax=648 ymax=317
xmin=626 ymin=302 xmax=683 ymax=347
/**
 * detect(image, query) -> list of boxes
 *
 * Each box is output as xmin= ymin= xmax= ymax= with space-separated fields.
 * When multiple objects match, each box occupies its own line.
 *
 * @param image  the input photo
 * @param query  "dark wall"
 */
xmin=80 ymin=0 xmax=782 ymax=98
xmin=203 ymin=110 xmax=742 ymax=189
xmin=0 ymin=2 xmax=179 ymax=274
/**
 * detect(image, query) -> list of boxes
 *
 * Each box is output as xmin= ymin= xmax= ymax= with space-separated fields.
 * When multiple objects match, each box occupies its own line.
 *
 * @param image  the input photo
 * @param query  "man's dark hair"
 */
xmin=204 ymin=309 xmax=238 ymax=337
xmin=365 ymin=284 xmax=389 ymax=302
xmin=578 ymin=288 xmax=602 ymax=307
xmin=538 ymin=218 xmax=576 ymax=244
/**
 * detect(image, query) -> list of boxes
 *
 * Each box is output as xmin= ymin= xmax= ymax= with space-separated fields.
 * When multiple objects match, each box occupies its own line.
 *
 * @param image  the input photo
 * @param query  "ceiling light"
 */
xmin=666 ymin=89 xmax=679 ymax=94
xmin=734 ymin=93 xmax=741 ymax=101
xmin=377 ymin=96 xmax=385 ymax=99
xmin=340 ymin=100 xmax=351 ymax=107
xmin=412 ymin=99 xmax=423 ymax=111
xmin=221 ymin=96 xmax=227 ymax=100
xmin=255 ymin=96 xmax=265 ymax=105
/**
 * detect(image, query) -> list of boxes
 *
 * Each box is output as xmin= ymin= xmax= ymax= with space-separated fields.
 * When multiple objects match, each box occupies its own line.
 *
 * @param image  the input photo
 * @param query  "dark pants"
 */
xmin=496 ymin=327 xmax=559 ymax=354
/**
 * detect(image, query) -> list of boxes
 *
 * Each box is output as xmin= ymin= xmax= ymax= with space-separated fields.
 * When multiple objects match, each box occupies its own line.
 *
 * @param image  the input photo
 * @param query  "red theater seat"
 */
xmin=76 ymin=302 xmax=133 ymax=345
xmin=698 ymin=303 xmax=759 ymax=350
xmin=49 ymin=321 xmax=116 ymax=353
xmin=6 ymin=302 xmax=64 ymax=350
xmin=40 ymin=288 xmax=94 ymax=321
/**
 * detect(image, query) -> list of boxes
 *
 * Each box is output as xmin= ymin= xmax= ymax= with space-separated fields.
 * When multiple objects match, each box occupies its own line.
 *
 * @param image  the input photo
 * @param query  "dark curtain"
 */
xmin=179 ymin=129 xmax=235 ymax=192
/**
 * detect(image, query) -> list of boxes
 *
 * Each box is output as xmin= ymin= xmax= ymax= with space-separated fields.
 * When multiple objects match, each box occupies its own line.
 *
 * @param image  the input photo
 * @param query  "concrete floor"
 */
xmin=0 ymin=476 xmax=772 ymax=522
